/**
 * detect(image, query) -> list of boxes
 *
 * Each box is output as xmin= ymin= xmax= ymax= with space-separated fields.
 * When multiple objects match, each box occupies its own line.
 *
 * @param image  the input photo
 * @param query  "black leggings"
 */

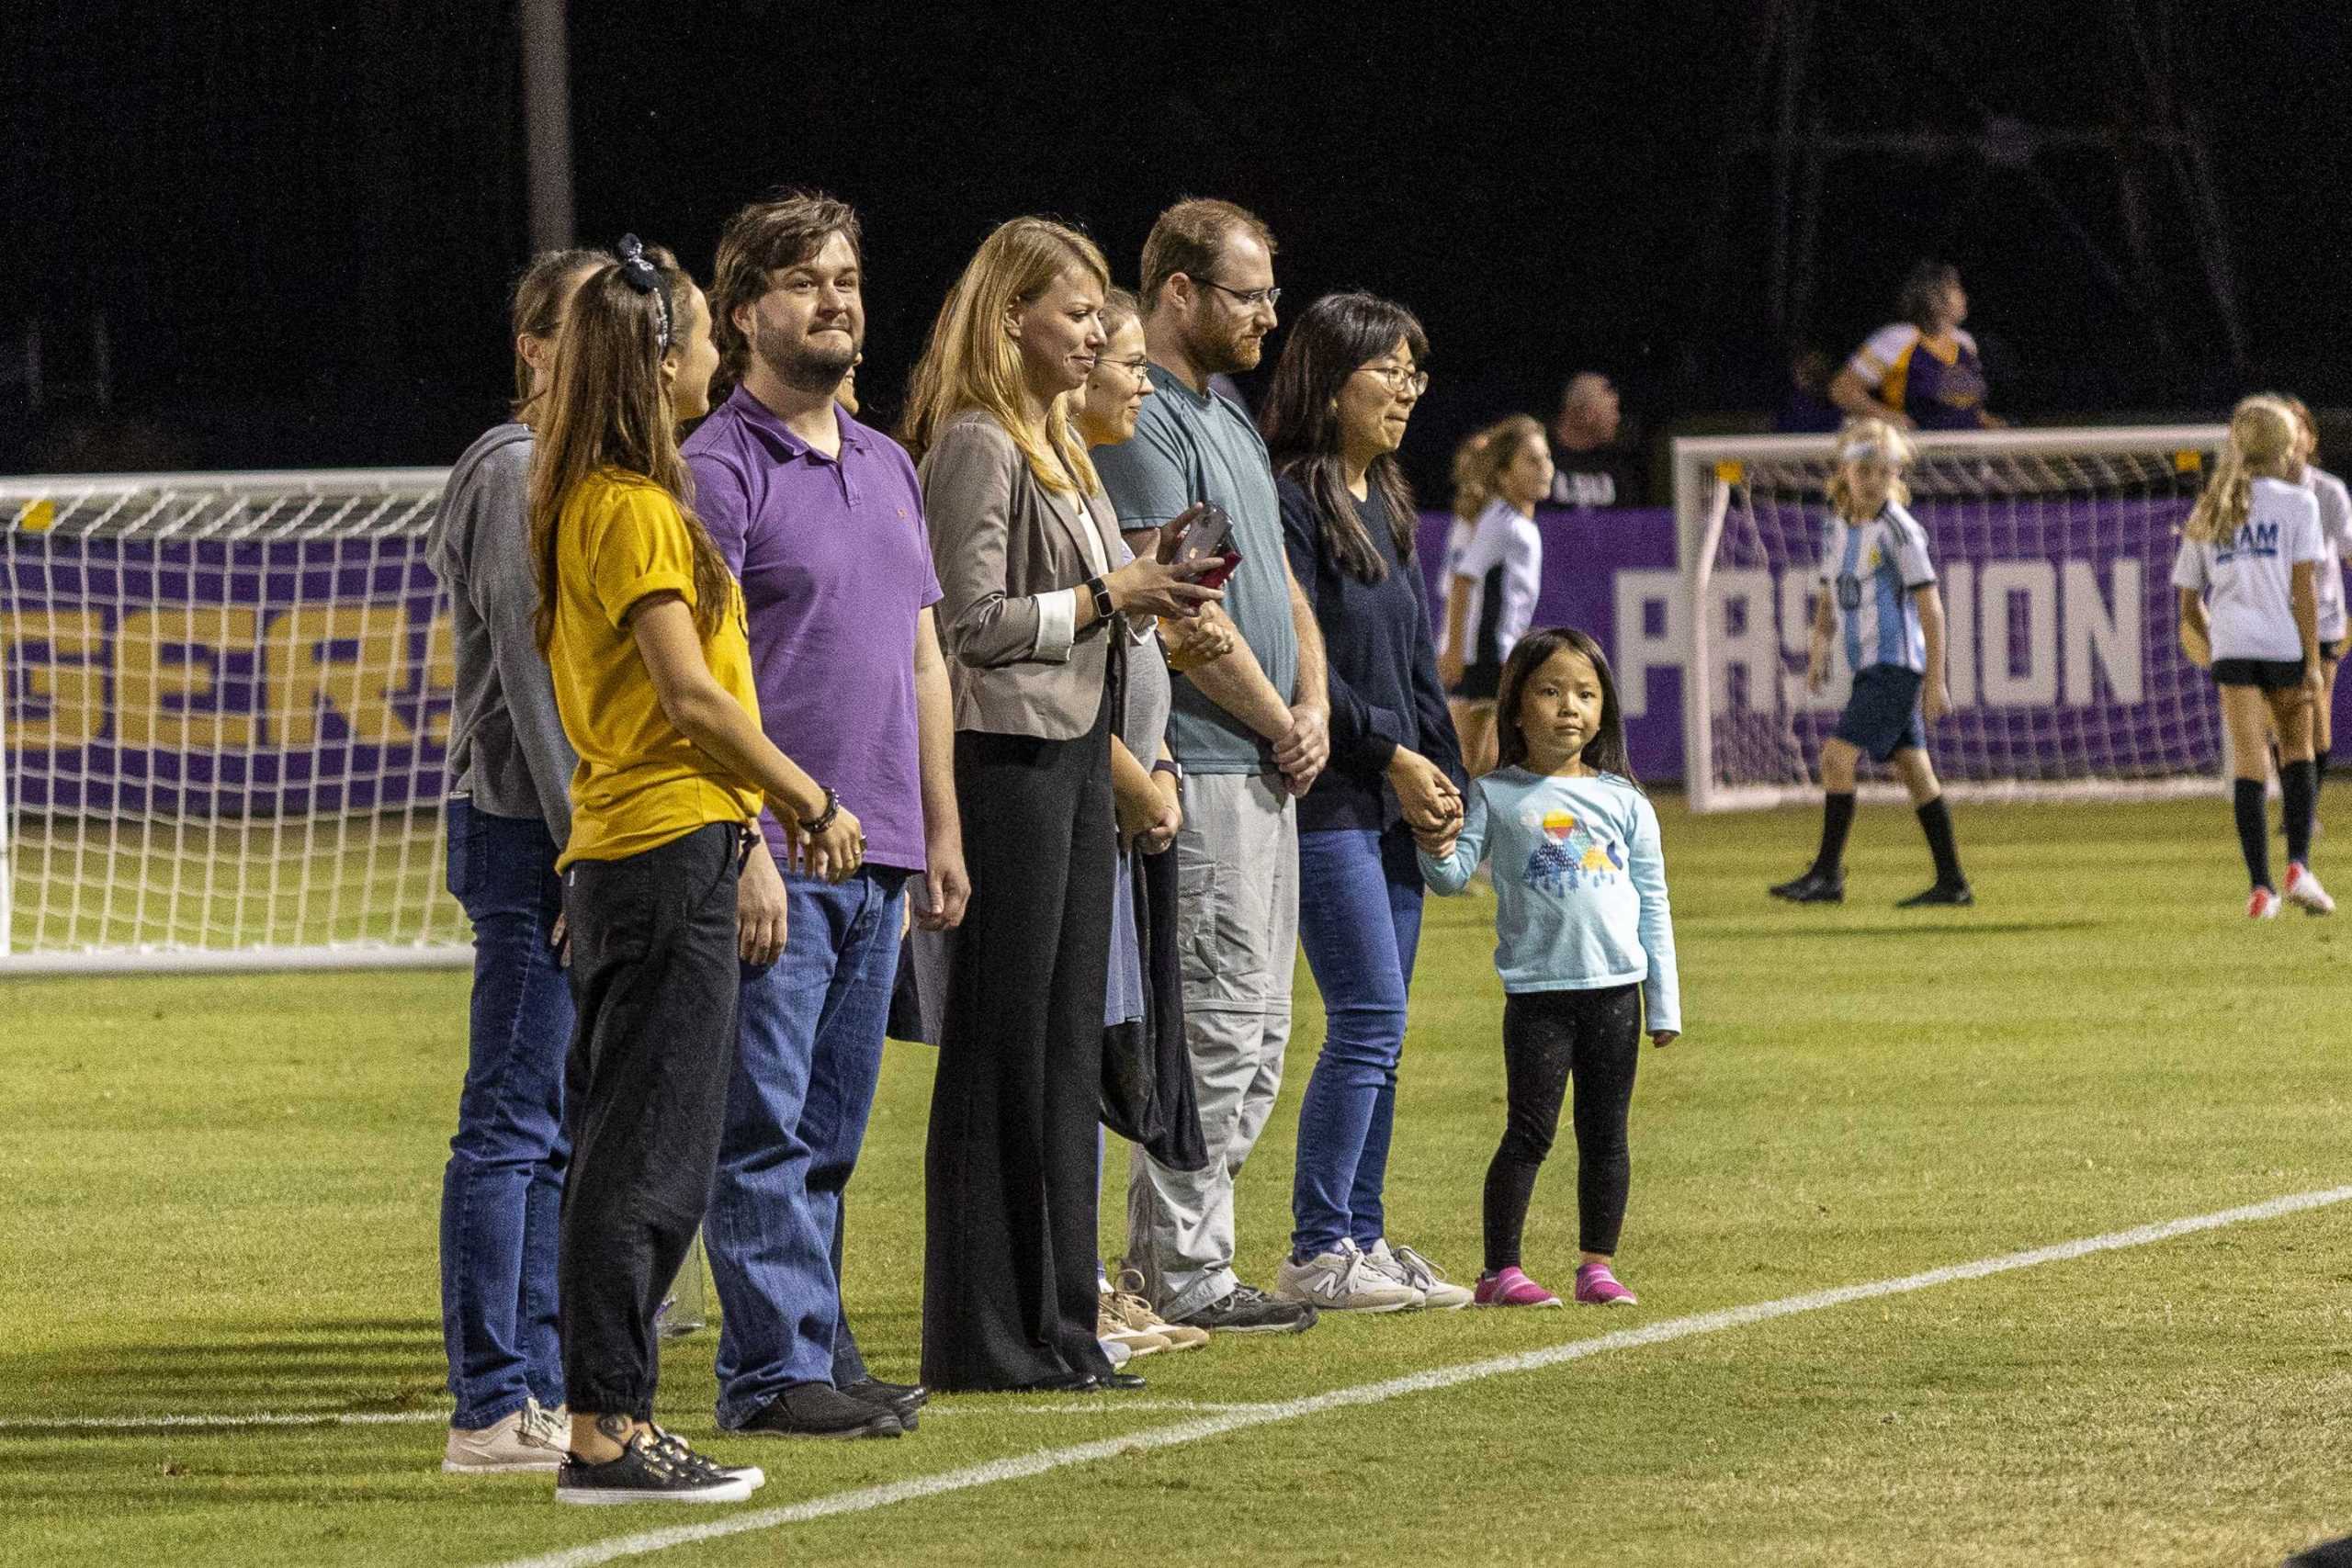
xmin=1483 ymin=985 xmax=1642 ymax=1271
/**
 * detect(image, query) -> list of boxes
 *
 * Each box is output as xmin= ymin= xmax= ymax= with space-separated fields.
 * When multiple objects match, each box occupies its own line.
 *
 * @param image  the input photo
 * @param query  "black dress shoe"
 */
xmin=1099 ymin=1371 xmax=1147 ymax=1391
xmin=1895 ymin=881 xmax=1973 ymax=908
xmin=1003 ymin=1371 xmax=1102 ymax=1394
xmin=736 ymin=1382 xmax=904 ymax=1439
xmin=842 ymin=1377 xmax=929 ymax=1430
xmin=1768 ymin=867 xmax=1845 ymax=903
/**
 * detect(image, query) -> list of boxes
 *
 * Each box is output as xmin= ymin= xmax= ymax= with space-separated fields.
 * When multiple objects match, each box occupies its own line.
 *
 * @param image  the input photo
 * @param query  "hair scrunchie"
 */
xmin=615 ymin=233 xmax=673 ymax=352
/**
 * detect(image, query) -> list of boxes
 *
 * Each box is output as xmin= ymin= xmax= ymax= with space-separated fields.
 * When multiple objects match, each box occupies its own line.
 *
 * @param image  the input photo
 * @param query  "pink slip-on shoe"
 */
xmin=1473 ymin=1266 xmax=1563 ymax=1308
xmin=1574 ymin=1262 xmax=1638 ymax=1306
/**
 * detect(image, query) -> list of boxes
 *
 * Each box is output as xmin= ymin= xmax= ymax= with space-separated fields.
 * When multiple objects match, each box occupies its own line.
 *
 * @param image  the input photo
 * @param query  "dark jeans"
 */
xmin=922 ymin=698 xmax=1116 ymax=1392
xmin=1290 ymin=823 xmax=1426 ymax=1259
xmin=439 ymin=798 xmax=572 ymax=1428
xmin=707 ymin=863 xmax=909 ymax=1427
xmin=559 ymin=821 xmax=747 ymax=1420
xmin=1483 ymin=985 xmax=1642 ymax=1271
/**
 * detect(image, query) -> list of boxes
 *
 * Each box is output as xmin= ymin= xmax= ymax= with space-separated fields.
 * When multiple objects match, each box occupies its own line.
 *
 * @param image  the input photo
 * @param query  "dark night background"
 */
xmin=7 ymin=1 xmax=2349 ymax=496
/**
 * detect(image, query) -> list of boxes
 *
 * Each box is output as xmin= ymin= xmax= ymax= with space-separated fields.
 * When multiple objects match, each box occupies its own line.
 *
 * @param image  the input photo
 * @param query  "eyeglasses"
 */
xmin=1356 ymin=364 xmax=1430 ymax=396
xmin=1101 ymin=355 xmax=1151 ymax=381
xmin=1195 ymin=278 xmax=1282 ymax=310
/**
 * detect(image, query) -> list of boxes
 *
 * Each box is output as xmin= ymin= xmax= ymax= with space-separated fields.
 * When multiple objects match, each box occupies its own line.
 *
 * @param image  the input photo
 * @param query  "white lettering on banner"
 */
xmin=1685 ymin=559 xmax=2146 ymax=712
xmin=1943 ymin=562 xmax=1976 ymax=705
xmin=2063 ymin=560 xmax=2143 ymax=704
xmin=1708 ymin=569 xmax=1779 ymax=718
xmin=1612 ymin=570 xmax=1686 ymax=720
xmin=1978 ymin=561 xmax=2059 ymax=706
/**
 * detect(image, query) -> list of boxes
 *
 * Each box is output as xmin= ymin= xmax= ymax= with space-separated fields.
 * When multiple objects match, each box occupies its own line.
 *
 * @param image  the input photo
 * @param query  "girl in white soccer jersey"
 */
xmin=1439 ymin=415 xmax=1555 ymax=776
xmin=1770 ymin=418 xmax=1972 ymax=906
xmin=1419 ymin=626 xmax=1679 ymax=1311
xmin=2284 ymin=396 xmax=2352 ymax=807
xmin=2175 ymin=396 xmax=2332 ymax=918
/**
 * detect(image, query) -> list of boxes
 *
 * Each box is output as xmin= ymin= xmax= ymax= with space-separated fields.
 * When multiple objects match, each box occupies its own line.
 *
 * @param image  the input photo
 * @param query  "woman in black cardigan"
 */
xmin=1261 ymin=293 xmax=1472 ymax=1314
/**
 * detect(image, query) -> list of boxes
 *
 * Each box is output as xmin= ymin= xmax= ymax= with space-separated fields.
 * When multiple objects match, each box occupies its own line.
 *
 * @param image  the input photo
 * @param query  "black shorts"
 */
xmin=1453 ymin=660 xmax=1502 ymax=702
xmin=2211 ymin=657 xmax=2309 ymax=691
xmin=1832 ymin=664 xmax=1928 ymax=762
xmin=2323 ymin=638 xmax=2346 ymax=666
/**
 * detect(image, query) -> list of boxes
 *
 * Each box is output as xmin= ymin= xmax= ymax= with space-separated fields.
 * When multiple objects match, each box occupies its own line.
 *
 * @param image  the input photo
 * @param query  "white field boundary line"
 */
xmin=484 ymin=1183 xmax=2352 ymax=1568
xmin=0 ymin=1399 xmax=1264 ymax=1435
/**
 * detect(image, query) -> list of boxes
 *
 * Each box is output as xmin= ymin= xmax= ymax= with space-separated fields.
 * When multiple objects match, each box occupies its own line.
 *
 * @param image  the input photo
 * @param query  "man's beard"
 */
xmin=756 ymin=328 xmax=861 ymax=396
xmin=1191 ymin=315 xmax=1260 ymax=377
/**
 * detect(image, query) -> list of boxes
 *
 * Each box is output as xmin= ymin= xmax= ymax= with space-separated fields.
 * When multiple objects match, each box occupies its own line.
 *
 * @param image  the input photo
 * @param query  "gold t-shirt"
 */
xmin=547 ymin=468 xmax=762 ymax=869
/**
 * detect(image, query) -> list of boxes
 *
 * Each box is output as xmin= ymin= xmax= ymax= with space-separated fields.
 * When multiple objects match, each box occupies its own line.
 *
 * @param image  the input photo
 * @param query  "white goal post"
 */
xmin=1 ymin=467 xmax=473 ymax=974
xmin=1674 ymin=424 xmax=2232 ymax=813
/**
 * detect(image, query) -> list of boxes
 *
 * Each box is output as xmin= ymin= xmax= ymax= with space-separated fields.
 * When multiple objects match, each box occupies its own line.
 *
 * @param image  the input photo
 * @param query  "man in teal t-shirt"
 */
xmin=1093 ymin=198 xmax=1329 ymax=1337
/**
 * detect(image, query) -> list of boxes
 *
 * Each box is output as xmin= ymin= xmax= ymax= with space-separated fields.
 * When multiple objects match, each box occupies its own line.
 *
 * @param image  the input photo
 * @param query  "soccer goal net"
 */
xmin=1 ymin=468 xmax=472 ymax=973
xmin=1675 ymin=424 xmax=2230 ymax=812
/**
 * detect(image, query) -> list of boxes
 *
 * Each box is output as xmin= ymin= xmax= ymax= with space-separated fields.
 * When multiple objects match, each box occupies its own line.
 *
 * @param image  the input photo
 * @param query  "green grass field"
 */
xmin=6 ymin=796 xmax=2348 ymax=1567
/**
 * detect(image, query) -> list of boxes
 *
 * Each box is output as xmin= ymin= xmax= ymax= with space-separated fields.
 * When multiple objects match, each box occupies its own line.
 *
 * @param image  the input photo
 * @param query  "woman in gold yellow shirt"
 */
xmin=529 ymin=238 xmax=861 ymax=1506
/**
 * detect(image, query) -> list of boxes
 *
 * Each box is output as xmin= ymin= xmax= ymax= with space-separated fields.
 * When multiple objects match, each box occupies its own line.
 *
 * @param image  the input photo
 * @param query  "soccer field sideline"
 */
xmin=11 ymin=795 xmax=2352 ymax=1566
xmin=482 ymin=1183 xmax=2349 ymax=1567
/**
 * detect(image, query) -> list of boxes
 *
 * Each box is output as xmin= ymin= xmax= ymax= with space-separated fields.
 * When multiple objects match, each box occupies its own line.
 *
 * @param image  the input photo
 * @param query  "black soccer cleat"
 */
xmin=1768 ymin=868 xmax=1845 ymax=903
xmin=1895 ymin=881 xmax=1973 ymax=908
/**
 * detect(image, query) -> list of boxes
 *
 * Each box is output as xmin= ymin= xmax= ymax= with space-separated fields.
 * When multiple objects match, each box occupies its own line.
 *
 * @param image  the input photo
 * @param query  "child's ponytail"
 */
xmin=2185 ymin=396 xmax=2298 ymax=547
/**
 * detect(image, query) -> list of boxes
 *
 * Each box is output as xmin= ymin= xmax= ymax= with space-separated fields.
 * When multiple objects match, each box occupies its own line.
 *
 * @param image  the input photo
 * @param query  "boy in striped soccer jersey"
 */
xmin=1770 ymin=419 xmax=1973 ymax=907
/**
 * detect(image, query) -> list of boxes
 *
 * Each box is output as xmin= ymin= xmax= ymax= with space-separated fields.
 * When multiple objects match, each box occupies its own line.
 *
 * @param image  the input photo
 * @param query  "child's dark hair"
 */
xmin=1495 ymin=626 xmax=1638 ymax=785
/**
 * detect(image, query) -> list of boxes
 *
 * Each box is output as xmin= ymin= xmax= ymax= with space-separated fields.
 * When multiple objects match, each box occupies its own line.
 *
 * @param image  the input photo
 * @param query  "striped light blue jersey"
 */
xmin=1818 ymin=502 xmax=1936 ymax=673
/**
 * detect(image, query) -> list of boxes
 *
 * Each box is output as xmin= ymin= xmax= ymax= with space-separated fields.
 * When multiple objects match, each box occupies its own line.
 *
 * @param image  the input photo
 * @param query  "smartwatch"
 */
xmin=1085 ymin=573 xmax=1115 ymax=623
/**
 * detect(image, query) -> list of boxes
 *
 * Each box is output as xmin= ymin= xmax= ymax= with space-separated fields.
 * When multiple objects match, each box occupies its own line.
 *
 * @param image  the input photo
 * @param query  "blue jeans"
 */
xmin=1291 ymin=824 xmax=1426 ymax=1260
xmin=439 ymin=798 xmax=573 ymax=1428
xmin=707 ymin=863 xmax=908 ymax=1427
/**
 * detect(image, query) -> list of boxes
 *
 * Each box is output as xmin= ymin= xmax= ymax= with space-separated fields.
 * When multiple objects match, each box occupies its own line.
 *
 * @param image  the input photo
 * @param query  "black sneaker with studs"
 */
xmin=555 ymin=1429 xmax=753 ymax=1506
xmin=1768 ymin=867 xmax=1845 ymax=903
xmin=842 ymin=1377 xmax=929 ymax=1431
xmin=1895 ymin=881 xmax=1973 ymax=908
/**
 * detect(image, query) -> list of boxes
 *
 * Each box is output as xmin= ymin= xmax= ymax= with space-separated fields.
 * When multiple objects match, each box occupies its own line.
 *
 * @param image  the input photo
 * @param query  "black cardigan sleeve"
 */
xmin=1279 ymin=478 xmax=1405 ymax=775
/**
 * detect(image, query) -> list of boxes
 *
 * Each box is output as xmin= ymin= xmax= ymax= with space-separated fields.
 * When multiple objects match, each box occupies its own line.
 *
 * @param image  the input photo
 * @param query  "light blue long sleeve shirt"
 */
xmin=1419 ymin=768 xmax=1681 ymax=1032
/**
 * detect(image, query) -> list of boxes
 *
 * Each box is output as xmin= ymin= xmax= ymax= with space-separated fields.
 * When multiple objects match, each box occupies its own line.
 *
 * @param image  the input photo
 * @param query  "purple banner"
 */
xmin=1422 ymin=504 xmax=2352 ymax=786
xmin=3 ymin=536 xmax=452 ymax=816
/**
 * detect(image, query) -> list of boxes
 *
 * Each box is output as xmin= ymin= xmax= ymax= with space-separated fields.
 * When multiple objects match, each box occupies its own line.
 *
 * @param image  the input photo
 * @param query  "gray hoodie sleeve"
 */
xmin=461 ymin=442 xmax=578 ymax=840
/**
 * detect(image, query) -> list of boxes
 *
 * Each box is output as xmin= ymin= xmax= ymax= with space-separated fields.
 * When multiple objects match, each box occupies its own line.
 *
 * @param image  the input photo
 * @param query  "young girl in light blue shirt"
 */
xmin=1419 ymin=626 xmax=1680 ymax=1309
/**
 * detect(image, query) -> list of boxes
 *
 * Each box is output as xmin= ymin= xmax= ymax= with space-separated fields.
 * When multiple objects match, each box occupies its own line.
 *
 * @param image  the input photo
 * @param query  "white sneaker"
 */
xmin=1273 ymin=1240 xmax=1420 ymax=1312
xmin=443 ymin=1397 xmax=568 ymax=1473
xmin=2284 ymin=862 xmax=2336 ymax=915
xmin=2249 ymin=886 xmax=2283 ymax=919
xmin=1365 ymin=1239 xmax=1474 ymax=1311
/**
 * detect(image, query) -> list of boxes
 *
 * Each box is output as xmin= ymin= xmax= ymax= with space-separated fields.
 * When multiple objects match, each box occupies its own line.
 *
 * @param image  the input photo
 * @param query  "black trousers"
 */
xmin=1483 ymin=984 xmax=1643 ymax=1269
xmin=922 ymin=694 xmax=1117 ymax=1391
xmin=559 ymin=821 xmax=746 ymax=1419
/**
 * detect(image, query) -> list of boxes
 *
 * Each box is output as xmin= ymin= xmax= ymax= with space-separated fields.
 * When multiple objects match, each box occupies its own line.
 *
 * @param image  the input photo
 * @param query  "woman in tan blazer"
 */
xmin=900 ymin=217 xmax=1218 ymax=1393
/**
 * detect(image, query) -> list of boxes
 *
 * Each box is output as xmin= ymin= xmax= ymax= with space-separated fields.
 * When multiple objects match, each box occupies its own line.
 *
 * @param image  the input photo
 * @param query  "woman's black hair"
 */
xmin=1494 ymin=625 xmax=1638 ymax=786
xmin=1897 ymin=260 xmax=1961 ymax=333
xmin=1258 ymin=290 xmax=1427 ymax=582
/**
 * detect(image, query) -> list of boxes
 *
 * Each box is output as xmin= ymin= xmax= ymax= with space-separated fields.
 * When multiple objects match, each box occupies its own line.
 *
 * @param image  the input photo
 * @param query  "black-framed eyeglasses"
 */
xmin=1356 ymin=364 xmax=1430 ymax=396
xmin=1195 ymin=278 xmax=1282 ymax=310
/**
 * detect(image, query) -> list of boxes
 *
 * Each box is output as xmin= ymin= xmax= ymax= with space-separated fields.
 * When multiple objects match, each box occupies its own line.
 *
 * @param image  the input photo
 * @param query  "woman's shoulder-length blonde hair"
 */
xmin=900 ymin=217 xmax=1109 ymax=496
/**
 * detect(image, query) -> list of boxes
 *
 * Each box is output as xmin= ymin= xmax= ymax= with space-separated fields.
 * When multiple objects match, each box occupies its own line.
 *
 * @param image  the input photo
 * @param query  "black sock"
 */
xmin=2317 ymin=747 xmax=2332 ymax=798
xmin=2233 ymin=778 xmax=2272 ymax=891
xmin=2283 ymin=759 xmax=2317 ymax=867
xmin=1915 ymin=795 xmax=1964 ymax=886
xmin=1813 ymin=791 xmax=1856 ymax=876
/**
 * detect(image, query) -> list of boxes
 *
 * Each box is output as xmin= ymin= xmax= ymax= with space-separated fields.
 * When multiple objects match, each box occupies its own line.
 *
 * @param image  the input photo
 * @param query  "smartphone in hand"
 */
xmin=1169 ymin=503 xmax=1243 ymax=590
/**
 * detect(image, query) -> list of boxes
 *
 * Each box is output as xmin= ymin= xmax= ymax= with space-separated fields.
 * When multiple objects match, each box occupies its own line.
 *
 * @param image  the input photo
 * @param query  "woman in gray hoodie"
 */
xmin=425 ymin=246 xmax=603 ymax=1476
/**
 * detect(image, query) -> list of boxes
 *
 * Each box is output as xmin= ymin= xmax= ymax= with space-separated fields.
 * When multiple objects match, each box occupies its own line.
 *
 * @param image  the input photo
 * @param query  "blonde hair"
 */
xmin=2184 ymin=396 xmax=2300 ymax=546
xmin=1452 ymin=414 xmax=1545 ymax=523
xmin=1826 ymin=416 xmax=1917 ymax=520
xmin=899 ymin=217 xmax=1107 ymax=495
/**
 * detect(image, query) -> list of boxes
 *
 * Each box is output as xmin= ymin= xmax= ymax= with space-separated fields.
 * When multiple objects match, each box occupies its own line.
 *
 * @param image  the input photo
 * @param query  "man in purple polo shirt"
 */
xmin=685 ymin=193 xmax=968 ymax=1441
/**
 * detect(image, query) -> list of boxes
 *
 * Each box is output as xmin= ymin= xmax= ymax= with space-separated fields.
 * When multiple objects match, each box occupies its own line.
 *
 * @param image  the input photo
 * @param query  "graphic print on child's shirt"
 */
xmin=1523 ymin=807 xmax=1626 ymax=894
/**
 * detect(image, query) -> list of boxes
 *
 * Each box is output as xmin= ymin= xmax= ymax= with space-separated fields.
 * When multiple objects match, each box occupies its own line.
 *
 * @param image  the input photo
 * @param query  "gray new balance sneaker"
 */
xmin=1274 ymin=1240 xmax=1420 ymax=1313
xmin=442 ymin=1396 xmax=567 ymax=1473
xmin=1366 ymin=1238 xmax=1474 ymax=1311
